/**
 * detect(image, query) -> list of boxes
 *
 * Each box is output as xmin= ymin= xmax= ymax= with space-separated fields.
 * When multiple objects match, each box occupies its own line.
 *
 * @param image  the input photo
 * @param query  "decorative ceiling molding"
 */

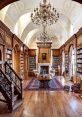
xmin=0 ymin=0 xmax=82 ymax=49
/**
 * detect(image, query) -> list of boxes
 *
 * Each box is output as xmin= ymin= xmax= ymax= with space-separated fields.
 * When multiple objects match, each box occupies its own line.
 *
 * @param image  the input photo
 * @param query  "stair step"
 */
xmin=13 ymin=99 xmax=23 ymax=111
xmin=0 ymin=65 xmax=23 ymax=112
xmin=13 ymin=95 xmax=18 ymax=102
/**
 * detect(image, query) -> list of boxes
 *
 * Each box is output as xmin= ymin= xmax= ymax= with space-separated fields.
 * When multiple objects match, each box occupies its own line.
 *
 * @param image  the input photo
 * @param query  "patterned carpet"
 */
xmin=25 ymin=77 xmax=64 ymax=91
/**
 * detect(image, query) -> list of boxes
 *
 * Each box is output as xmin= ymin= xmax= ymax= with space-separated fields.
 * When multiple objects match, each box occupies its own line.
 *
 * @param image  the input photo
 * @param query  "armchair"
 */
xmin=33 ymin=69 xmax=39 ymax=77
xmin=50 ymin=69 xmax=55 ymax=77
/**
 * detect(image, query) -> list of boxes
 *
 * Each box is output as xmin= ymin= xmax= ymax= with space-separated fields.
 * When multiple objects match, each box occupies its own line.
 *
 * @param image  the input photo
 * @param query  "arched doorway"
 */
xmin=24 ymin=49 xmax=28 ymax=79
xmin=0 ymin=50 xmax=2 ymax=60
xmin=13 ymin=44 xmax=20 ymax=76
xmin=62 ymin=51 xmax=65 ymax=75
xmin=0 ymin=49 xmax=2 ymax=68
xmin=0 ymin=45 xmax=4 ymax=69
xmin=69 ymin=45 xmax=76 ymax=80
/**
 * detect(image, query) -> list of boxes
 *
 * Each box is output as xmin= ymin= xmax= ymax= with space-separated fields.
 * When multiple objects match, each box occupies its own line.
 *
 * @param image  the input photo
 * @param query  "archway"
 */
xmin=69 ymin=45 xmax=76 ymax=80
xmin=62 ymin=51 xmax=65 ymax=75
xmin=13 ymin=44 xmax=20 ymax=76
xmin=24 ymin=49 xmax=28 ymax=80
xmin=0 ymin=50 xmax=2 ymax=60
xmin=0 ymin=49 xmax=2 ymax=68
xmin=0 ymin=44 xmax=4 ymax=69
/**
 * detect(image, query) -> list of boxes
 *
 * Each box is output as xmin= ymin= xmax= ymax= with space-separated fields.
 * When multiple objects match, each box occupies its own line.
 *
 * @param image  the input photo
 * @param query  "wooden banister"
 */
xmin=0 ymin=68 xmax=11 ymax=84
xmin=5 ymin=62 xmax=23 ymax=99
xmin=5 ymin=62 xmax=22 ymax=81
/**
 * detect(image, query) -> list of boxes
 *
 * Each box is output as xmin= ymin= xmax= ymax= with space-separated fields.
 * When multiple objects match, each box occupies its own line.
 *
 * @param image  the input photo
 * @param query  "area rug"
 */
xmin=24 ymin=77 xmax=64 ymax=91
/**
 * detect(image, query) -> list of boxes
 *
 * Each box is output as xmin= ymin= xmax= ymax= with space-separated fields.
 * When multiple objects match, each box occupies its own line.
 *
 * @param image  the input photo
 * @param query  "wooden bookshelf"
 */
xmin=77 ymin=45 xmax=82 ymax=78
xmin=29 ymin=56 xmax=36 ymax=71
xmin=65 ymin=53 xmax=69 ymax=76
xmin=53 ymin=56 xmax=60 ymax=76
xmin=6 ymin=48 xmax=12 ymax=66
xmin=20 ymin=52 xmax=24 ymax=78
xmin=28 ymin=56 xmax=36 ymax=76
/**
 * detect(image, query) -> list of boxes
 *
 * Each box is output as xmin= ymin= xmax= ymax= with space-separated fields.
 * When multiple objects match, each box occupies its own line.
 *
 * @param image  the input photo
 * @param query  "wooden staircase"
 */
xmin=0 ymin=62 xmax=23 ymax=112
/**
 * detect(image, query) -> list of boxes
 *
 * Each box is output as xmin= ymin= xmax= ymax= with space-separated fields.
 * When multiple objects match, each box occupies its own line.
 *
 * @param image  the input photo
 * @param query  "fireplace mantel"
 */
xmin=38 ymin=63 xmax=51 ymax=74
xmin=38 ymin=63 xmax=51 ymax=66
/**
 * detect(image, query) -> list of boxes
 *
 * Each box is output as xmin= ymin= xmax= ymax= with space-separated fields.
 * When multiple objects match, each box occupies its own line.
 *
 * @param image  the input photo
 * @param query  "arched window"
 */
xmin=69 ymin=45 xmax=76 ymax=80
xmin=62 ymin=51 xmax=65 ymax=75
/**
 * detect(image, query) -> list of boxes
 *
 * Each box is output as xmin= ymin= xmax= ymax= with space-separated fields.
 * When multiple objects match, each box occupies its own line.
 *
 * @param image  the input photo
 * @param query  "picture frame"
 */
xmin=42 ymin=53 xmax=46 ymax=60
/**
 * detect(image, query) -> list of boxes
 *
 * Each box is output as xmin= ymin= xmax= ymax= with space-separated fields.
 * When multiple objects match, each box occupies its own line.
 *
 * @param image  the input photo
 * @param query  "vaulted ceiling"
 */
xmin=0 ymin=0 xmax=82 ymax=49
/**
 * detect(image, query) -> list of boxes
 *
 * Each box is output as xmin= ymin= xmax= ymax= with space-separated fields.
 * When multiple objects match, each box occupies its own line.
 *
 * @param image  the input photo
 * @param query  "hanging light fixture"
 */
xmin=37 ymin=25 xmax=52 ymax=43
xmin=31 ymin=0 xmax=59 ymax=26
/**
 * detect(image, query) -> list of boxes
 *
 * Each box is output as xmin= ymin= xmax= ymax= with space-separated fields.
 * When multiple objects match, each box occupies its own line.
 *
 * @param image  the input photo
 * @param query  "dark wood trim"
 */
xmin=13 ymin=34 xmax=23 ymax=46
xmin=65 ymin=35 xmax=76 ymax=46
xmin=0 ymin=0 xmax=19 ymax=9
xmin=0 ymin=21 xmax=13 ymax=37
xmin=76 ymin=28 xmax=82 ymax=38
xmin=73 ymin=0 xmax=82 ymax=4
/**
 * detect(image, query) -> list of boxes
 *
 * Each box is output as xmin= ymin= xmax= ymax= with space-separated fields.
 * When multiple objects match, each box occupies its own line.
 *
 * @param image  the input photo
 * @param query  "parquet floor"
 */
xmin=0 ymin=76 xmax=82 ymax=117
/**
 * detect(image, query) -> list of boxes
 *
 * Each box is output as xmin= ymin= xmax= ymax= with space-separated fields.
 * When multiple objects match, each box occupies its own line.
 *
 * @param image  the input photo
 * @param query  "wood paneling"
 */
xmin=76 ymin=28 xmax=82 ymax=46
xmin=24 ymin=46 xmax=28 ymax=80
xmin=38 ymin=48 xmax=51 ymax=63
xmin=0 ymin=21 xmax=28 ymax=79
xmin=5 ymin=34 xmax=12 ymax=48
xmin=0 ymin=45 xmax=4 ymax=61
xmin=28 ymin=49 xmax=36 ymax=56
xmin=52 ymin=49 xmax=60 ymax=56
xmin=28 ymin=49 xmax=36 ymax=76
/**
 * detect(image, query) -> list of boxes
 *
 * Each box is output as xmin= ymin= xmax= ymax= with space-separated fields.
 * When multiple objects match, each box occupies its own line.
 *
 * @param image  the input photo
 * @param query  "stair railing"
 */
xmin=0 ymin=68 xmax=14 ymax=110
xmin=5 ymin=62 xmax=23 ymax=99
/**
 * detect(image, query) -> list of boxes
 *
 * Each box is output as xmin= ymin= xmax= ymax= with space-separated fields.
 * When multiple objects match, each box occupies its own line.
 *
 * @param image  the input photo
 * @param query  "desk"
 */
xmin=37 ymin=75 xmax=52 ymax=88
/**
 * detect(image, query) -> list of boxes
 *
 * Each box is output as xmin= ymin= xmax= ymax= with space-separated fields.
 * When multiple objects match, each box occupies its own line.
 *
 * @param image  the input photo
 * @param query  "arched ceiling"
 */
xmin=0 ymin=0 xmax=82 ymax=49
xmin=0 ymin=0 xmax=82 ymax=10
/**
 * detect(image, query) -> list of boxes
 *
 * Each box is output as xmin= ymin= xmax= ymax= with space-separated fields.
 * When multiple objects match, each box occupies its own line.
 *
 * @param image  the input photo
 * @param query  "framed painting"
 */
xmin=42 ymin=53 xmax=46 ymax=60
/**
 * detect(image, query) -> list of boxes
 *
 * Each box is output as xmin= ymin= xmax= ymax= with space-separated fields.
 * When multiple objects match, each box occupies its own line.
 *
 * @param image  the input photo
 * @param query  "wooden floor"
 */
xmin=0 ymin=76 xmax=82 ymax=117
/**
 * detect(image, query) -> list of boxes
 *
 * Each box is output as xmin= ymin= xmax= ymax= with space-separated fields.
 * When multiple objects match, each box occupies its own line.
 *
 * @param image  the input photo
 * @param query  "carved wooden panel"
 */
xmin=0 ymin=28 xmax=5 ymax=45
xmin=38 ymin=48 xmax=51 ymax=63
xmin=5 ymin=34 xmax=12 ymax=47
xmin=28 ymin=49 xmax=36 ymax=56
xmin=52 ymin=49 xmax=60 ymax=56
xmin=77 ymin=35 xmax=82 ymax=46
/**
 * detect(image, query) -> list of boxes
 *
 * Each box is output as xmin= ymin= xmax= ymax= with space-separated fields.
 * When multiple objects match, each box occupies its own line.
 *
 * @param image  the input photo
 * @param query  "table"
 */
xmin=37 ymin=75 xmax=52 ymax=88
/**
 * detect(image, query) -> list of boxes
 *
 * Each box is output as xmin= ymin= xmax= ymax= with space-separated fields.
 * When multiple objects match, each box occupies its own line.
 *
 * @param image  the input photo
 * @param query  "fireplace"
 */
xmin=38 ymin=63 xmax=51 ymax=74
xmin=40 ymin=66 xmax=49 ymax=74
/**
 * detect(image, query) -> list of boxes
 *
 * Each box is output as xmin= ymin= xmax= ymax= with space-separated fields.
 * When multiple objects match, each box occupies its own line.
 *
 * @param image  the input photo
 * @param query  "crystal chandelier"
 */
xmin=31 ymin=0 xmax=59 ymax=26
xmin=37 ymin=26 xmax=52 ymax=43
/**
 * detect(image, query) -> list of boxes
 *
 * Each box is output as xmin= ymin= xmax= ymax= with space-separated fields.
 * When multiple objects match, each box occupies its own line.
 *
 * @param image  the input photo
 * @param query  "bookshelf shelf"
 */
xmin=65 ymin=53 xmax=69 ymax=75
xmin=6 ymin=49 xmax=12 ymax=66
xmin=53 ymin=56 xmax=59 ymax=76
xmin=29 ymin=56 xmax=36 ymax=71
xmin=77 ymin=46 xmax=82 ymax=78
xmin=20 ymin=53 xmax=24 ymax=78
